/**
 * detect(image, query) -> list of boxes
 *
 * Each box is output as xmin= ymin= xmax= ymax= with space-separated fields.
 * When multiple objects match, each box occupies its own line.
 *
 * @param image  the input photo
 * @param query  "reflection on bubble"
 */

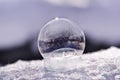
xmin=38 ymin=18 xmax=85 ymax=58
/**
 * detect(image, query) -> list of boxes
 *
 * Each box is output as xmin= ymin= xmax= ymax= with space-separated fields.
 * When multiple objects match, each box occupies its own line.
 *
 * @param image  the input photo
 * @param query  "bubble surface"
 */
xmin=38 ymin=18 xmax=85 ymax=58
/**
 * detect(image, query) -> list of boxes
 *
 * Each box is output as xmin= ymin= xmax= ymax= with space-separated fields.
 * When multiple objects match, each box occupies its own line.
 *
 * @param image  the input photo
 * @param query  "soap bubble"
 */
xmin=38 ymin=18 xmax=85 ymax=58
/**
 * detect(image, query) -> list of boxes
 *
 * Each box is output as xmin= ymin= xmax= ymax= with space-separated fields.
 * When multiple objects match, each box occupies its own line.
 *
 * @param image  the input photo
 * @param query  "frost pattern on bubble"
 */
xmin=38 ymin=18 xmax=85 ymax=58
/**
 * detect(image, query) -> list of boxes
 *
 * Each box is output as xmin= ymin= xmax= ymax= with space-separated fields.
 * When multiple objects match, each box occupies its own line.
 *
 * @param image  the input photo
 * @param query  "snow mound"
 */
xmin=0 ymin=47 xmax=120 ymax=80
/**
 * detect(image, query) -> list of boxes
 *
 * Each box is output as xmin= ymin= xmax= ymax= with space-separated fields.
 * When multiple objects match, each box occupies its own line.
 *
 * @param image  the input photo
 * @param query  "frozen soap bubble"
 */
xmin=38 ymin=18 xmax=85 ymax=59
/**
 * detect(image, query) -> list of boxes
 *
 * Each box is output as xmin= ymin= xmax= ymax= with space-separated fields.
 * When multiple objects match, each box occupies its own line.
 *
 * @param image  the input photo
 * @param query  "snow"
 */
xmin=0 ymin=47 xmax=120 ymax=80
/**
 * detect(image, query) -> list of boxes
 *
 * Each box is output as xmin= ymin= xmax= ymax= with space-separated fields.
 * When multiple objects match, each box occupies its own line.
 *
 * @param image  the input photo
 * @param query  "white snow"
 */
xmin=0 ymin=47 xmax=120 ymax=80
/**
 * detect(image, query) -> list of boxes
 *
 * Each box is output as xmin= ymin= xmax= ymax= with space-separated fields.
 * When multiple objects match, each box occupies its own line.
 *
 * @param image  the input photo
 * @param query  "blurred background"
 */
xmin=0 ymin=0 xmax=120 ymax=65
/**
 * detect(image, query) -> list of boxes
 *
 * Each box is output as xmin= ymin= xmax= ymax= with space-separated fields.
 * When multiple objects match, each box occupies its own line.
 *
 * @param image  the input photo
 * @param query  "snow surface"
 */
xmin=0 ymin=47 xmax=120 ymax=80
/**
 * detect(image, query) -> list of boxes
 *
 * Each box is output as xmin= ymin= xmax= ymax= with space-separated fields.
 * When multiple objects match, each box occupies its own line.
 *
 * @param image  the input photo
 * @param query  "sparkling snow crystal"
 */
xmin=0 ymin=47 xmax=120 ymax=80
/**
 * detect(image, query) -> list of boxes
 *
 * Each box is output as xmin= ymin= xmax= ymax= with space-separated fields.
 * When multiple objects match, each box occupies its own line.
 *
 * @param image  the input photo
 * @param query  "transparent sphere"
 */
xmin=38 ymin=18 xmax=85 ymax=58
